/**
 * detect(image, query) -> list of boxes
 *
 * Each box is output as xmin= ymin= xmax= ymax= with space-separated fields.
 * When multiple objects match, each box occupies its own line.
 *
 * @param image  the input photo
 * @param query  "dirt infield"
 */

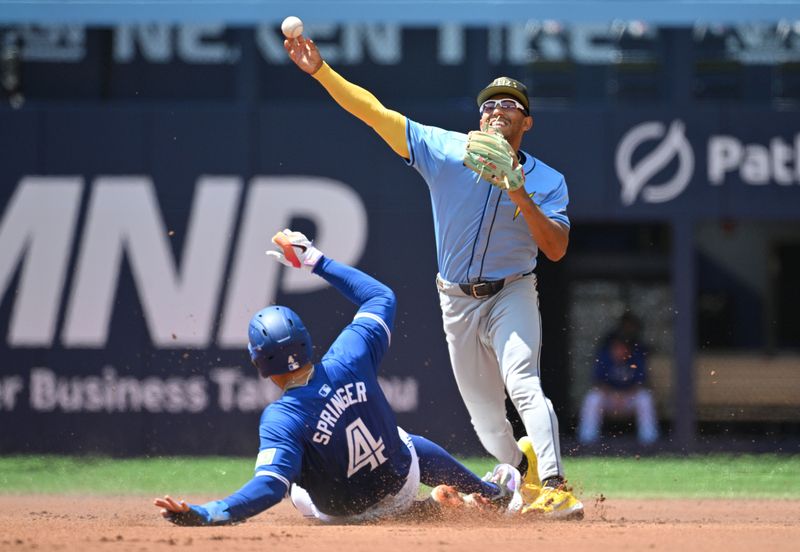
xmin=1 ymin=495 xmax=798 ymax=552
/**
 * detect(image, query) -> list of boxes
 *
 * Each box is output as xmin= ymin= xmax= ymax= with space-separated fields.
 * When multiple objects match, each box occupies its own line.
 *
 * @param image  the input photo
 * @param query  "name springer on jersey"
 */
xmin=313 ymin=381 xmax=368 ymax=445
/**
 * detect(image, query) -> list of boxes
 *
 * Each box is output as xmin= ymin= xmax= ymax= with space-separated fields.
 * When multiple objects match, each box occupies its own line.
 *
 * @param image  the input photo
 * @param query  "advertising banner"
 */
xmin=1 ymin=101 xmax=799 ymax=454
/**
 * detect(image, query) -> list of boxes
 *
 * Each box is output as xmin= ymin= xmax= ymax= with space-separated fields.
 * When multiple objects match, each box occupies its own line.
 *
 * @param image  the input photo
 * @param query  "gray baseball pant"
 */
xmin=436 ymin=273 xmax=563 ymax=481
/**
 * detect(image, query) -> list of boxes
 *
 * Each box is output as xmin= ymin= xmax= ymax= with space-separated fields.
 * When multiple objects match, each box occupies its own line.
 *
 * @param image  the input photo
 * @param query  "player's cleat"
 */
xmin=521 ymin=480 xmax=584 ymax=520
xmin=517 ymin=436 xmax=542 ymax=502
xmin=519 ymin=482 xmax=541 ymax=507
xmin=430 ymin=485 xmax=494 ymax=511
xmin=428 ymin=465 xmax=525 ymax=515
xmin=517 ymin=436 xmax=541 ymax=486
xmin=430 ymin=485 xmax=466 ymax=508
xmin=482 ymin=463 xmax=524 ymax=514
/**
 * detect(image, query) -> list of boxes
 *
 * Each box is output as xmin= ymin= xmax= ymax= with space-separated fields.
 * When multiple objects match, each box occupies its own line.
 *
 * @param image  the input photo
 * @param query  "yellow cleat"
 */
xmin=519 ymin=482 xmax=541 ymax=505
xmin=517 ymin=436 xmax=542 ymax=501
xmin=521 ymin=484 xmax=584 ymax=520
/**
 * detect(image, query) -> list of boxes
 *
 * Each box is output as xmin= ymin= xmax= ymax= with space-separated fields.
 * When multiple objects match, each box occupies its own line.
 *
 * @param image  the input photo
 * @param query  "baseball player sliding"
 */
xmin=285 ymin=27 xmax=582 ymax=519
xmin=154 ymin=230 xmax=523 ymax=525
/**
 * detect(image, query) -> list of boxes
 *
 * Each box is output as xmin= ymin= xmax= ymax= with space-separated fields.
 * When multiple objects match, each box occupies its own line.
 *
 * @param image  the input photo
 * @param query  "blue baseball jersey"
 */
xmin=405 ymin=119 xmax=570 ymax=283
xmin=251 ymin=259 xmax=410 ymax=517
xmin=593 ymin=341 xmax=649 ymax=390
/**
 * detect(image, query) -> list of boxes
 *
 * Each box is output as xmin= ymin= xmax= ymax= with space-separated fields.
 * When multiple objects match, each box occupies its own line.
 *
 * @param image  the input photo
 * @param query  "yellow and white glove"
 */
xmin=267 ymin=229 xmax=323 ymax=270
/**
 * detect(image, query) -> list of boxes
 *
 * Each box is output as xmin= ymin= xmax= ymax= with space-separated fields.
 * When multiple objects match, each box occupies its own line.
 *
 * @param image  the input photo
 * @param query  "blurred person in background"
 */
xmin=577 ymin=312 xmax=659 ymax=447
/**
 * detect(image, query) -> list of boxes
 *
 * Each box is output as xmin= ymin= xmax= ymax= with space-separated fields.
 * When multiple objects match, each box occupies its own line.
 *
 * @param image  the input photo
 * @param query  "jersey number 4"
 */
xmin=345 ymin=417 xmax=389 ymax=477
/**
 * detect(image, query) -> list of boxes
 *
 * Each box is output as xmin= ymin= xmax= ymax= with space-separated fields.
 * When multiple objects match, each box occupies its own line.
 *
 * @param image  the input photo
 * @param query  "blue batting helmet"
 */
xmin=247 ymin=306 xmax=313 ymax=378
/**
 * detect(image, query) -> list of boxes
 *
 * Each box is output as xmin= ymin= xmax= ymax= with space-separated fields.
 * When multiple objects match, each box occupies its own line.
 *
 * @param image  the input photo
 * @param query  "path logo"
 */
xmin=615 ymin=120 xmax=695 ymax=206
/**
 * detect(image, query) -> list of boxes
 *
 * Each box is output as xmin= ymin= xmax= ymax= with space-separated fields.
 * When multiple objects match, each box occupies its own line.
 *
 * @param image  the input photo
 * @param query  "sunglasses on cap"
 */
xmin=479 ymin=98 xmax=528 ymax=115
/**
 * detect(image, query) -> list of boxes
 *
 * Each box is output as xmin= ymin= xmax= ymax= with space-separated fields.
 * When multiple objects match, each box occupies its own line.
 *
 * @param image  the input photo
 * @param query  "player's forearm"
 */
xmin=215 ymin=475 xmax=286 ymax=522
xmin=313 ymin=63 xmax=409 ymax=158
xmin=509 ymin=190 xmax=569 ymax=261
xmin=313 ymin=256 xmax=396 ymax=326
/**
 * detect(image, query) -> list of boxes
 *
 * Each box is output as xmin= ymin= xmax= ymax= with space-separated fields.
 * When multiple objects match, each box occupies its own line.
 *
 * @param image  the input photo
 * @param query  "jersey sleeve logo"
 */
xmin=255 ymin=448 xmax=277 ymax=467
xmin=345 ymin=417 xmax=388 ymax=477
xmin=513 ymin=191 xmax=536 ymax=220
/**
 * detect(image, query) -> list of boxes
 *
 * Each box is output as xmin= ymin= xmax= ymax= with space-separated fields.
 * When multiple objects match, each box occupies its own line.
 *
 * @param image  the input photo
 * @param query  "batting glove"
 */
xmin=267 ymin=228 xmax=323 ymax=270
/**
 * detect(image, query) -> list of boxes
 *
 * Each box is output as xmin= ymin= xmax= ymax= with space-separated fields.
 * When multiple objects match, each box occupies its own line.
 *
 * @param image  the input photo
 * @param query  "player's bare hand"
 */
xmin=154 ymin=495 xmax=190 ymax=518
xmin=284 ymin=36 xmax=323 ymax=74
xmin=153 ymin=496 xmax=217 ymax=526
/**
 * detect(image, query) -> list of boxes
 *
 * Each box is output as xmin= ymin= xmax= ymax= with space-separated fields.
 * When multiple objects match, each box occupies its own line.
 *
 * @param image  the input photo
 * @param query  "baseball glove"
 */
xmin=463 ymin=130 xmax=525 ymax=191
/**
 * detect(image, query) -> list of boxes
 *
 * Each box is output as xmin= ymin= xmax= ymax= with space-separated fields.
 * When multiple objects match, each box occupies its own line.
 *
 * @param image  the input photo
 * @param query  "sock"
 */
xmin=517 ymin=455 xmax=529 ymax=478
xmin=542 ymin=475 xmax=565 ymax=489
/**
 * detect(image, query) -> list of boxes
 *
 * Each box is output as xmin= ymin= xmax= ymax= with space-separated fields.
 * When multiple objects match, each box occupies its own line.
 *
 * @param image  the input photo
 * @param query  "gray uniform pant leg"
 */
xmin=438 ymin=275 xmax=563 ymax=481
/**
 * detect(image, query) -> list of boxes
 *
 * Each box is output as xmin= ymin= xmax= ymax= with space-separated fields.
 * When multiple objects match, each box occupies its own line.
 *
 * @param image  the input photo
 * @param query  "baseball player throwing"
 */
xmin=284 ymin=33 xmax=583 ymax=519
xmin=154 ymin=230 xmax=522 ymax=525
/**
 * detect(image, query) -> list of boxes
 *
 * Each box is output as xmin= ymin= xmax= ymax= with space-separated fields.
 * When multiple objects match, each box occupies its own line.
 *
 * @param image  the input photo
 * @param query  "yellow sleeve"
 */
xmin=312 ymin=63 xmax=409 ymax=159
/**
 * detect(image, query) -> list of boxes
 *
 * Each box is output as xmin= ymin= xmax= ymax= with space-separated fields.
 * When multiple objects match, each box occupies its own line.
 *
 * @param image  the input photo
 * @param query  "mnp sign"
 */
xmin=0 ymin=105 xmax=466 ymax=455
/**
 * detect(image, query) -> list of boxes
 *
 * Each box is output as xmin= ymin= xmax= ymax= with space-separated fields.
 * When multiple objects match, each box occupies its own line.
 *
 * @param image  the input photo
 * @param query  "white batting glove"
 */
xmin=266 ymin=229 xmax=323 ymax=270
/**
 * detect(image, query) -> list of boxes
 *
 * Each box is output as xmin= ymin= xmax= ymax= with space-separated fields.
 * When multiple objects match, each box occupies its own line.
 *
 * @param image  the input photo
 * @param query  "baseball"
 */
xmin=281 ymin=16 xmax=304 ymax=39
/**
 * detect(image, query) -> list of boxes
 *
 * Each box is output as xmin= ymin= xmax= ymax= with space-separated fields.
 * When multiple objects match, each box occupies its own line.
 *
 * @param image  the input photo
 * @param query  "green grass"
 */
xmin=536 ymin=455 xmax=800 ymax=499
xmin=1 ymin=455 xmax=798 ymax=499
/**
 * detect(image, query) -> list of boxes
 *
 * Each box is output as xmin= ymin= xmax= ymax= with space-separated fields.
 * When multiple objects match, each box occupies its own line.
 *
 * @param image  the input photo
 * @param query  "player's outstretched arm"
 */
xmin=314 ymin=256 xmax=396 ymax=324
xmin=153 ymin=495 xmax=232 ymax=526
xmin=267 ymin=229 xmax=396 ymax=329
xmin=284 ymin=36 xmax=409 ymax=159
xmin=154 ymin=476 xmax=287 ymax=526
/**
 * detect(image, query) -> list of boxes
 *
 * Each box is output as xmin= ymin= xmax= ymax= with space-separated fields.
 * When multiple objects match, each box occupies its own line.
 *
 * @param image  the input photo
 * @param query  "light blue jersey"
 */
xmin=405 ymin=120 xmax=570 ymax=283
